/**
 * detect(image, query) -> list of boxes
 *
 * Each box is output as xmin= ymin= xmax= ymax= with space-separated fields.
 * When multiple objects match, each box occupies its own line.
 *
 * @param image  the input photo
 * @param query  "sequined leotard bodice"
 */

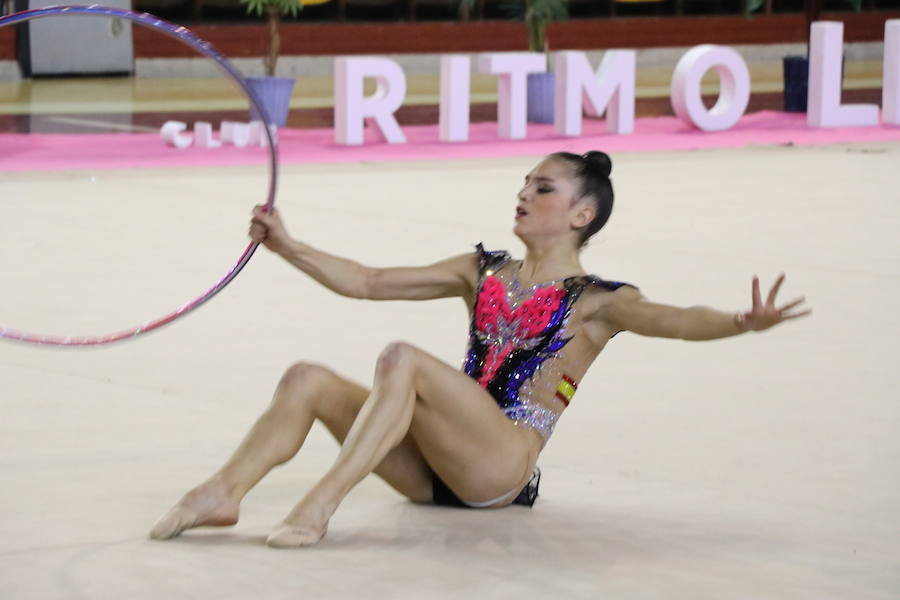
xmin=463 ymin=244 xmax=635 ymax=444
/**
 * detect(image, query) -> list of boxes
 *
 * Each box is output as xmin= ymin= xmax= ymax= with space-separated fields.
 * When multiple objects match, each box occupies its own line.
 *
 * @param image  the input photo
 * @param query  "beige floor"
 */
xmin=1 ymin=143 xmax=898 ymax=599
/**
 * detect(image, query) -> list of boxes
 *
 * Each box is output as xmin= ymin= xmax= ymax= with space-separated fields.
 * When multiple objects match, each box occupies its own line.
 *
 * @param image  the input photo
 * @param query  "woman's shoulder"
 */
xmin=576 ymin=274 xmax=639 ymax=293
xmin=474 ymin=242 xmax=512 ymax=272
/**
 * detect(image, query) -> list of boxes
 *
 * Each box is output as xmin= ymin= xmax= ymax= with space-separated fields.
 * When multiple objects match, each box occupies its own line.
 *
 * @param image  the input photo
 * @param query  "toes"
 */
xmin=148 ymin=508 xmax=195 ymax=540
xmin=266 ymin=523 xmax=327 ymax=548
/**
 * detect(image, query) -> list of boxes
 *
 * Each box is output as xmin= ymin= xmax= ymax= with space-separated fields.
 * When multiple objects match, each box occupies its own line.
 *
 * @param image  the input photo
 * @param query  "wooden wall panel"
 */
xmin=548 ymin=15 xmax=808 ymax=48
xmin=840 ymin=11 xmax=900 ymax=42
xmin=0 ymin=27 xmax=15 ymax=60
xmin=547 ymin=12 xmax=899 ymax=49
xmin=132 ymin=21 xmax=528 ymax=58
xmin=4 ymin=11 xmax=893 ymax=61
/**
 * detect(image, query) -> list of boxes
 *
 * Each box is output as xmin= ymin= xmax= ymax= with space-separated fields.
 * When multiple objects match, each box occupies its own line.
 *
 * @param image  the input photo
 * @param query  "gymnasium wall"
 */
xmin=0 ymin=26 xmax=13 ymax=60
xmin=132 ymin=12 xmax=898 ymax=57
xmin=1 ymin=11 xmax=896 ymax=63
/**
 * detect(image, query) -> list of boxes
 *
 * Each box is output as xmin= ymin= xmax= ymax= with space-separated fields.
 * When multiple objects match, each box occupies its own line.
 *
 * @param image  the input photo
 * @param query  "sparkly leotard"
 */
xmin=432 ymin=244 xmax=635 ymax=508
xmin=463 ymin=244 xmax=635 ymax=443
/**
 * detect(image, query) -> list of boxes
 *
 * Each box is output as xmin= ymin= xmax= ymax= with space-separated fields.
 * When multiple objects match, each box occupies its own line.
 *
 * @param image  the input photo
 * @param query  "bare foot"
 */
xmin=265 ymin=522 xmax=328 ymax=548
xmin=265 ymin=502 xmax=333 ymax=548
xmin=149 ymin=476 xmax=240 ymax=540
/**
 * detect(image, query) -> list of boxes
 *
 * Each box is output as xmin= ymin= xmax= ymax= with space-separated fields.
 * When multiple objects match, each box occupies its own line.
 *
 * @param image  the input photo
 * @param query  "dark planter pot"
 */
xmin=246 ymin=76 xmax=295 ymax=127
xmin=783 ymin=55 xmax=809 ymax=113
xmin=527 ymin=72 xmax=555 ymax=124
xmin=783 ymin=54 xmax=845 ymax=113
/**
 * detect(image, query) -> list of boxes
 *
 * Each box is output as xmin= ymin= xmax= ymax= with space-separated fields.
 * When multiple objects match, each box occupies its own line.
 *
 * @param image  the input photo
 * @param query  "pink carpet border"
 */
xmin=2 ymin=110 xmax=899 ymax=173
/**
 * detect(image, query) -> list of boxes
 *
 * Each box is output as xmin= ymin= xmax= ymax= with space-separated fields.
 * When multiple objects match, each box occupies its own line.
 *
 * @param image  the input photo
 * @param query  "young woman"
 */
xmin=149 ymin=151 xmax=810 ymax=548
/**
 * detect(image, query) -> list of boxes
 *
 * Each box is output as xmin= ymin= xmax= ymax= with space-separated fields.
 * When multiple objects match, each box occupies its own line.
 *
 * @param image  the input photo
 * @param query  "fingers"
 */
xmin=249 ymin=204 xmax=286 ymax=248
xmin=251 ymin=204 xmax=279 ymax=223
xmin=781 ymin=309 xmax=812 ymax=320
xmin=778 ymin=294 xmax=811 ymax=322
xmin=752 ymin=275 xmax=762 ymax=309
xmin=249 ymin=221 xmax=267 ymax=234
xmin=766 ymin=273 xmax=785 ymax=306
xmin=778 ymin=296 xmax=806 ymax=313
xmin=251 ymin=206 xmax=270 ymax=224
xmin=248 ymin=222 xmax=268 ymax=243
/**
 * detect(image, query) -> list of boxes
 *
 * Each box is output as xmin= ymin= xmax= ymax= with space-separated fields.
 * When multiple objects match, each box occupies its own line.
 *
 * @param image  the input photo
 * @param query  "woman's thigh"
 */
xmin=315 ymin=370 xmax=434 ymax=503
xmin=399 ymin=343 xmax=541 ymax=505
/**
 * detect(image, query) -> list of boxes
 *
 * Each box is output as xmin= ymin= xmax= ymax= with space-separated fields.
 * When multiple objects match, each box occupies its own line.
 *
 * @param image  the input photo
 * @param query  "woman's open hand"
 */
xmin=249 ymin=205 xmax=292 ymax=255
xmin=735 ymin=274 xmax=811 ymax=332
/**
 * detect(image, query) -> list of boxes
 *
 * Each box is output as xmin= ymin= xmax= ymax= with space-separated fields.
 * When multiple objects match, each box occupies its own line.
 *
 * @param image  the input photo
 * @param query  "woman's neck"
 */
xmin=519 ymin=243 xmax=585 ymax=286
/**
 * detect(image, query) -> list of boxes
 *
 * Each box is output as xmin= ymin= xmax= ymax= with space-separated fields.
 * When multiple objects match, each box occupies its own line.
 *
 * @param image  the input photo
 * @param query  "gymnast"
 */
xmin=149 ymin=151 xmax=810 ymax=547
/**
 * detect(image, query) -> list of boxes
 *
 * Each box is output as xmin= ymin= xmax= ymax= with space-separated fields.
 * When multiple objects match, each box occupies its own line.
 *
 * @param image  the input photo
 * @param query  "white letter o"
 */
xmin=671 ymin=45 xmax=750 ymax=132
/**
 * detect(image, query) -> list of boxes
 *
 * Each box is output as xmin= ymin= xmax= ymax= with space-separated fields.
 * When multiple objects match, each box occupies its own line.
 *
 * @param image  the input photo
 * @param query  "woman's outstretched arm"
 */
xmin=600 ymin=274 xmax=811 ymax=341
xmin=249 ymin=206 xmax=476 ymax=301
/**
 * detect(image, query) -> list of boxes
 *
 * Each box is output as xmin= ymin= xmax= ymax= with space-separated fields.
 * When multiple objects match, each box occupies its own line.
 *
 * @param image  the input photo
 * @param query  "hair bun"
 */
xmin=583 ymin=151 xmax=612 ymax=178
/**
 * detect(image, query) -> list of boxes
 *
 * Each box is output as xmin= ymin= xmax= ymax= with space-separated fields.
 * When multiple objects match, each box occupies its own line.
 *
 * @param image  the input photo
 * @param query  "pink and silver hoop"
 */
xmin=0 ymin=5 xmax=278 ymax=346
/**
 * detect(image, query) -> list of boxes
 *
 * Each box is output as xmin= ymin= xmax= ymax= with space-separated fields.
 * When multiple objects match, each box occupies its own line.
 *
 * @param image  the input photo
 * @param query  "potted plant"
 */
xmin=523 ymin=0 xmax=568 ymax=123
xmin=462 ymin=0 xmax=567 ymax=122
xmin=746 ymin=0 xmax=861 ymax=112
xmin=240 ymin=0 xmax=303 ymax=126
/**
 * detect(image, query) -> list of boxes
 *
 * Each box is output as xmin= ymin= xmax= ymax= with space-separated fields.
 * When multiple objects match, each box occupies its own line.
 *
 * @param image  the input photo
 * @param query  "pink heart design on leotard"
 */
xmin=473 ymin=275 xmax=566 ymax=386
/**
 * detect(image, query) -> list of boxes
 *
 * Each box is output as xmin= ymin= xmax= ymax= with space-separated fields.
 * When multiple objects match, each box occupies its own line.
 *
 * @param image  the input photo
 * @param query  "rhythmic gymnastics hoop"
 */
xmin=0 ymin=5 xmax=278 ymax=346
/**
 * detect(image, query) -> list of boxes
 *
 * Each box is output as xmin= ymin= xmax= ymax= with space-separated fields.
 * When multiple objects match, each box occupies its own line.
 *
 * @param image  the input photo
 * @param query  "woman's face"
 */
xmin=513 ymin=158 xmax=593 ymax=243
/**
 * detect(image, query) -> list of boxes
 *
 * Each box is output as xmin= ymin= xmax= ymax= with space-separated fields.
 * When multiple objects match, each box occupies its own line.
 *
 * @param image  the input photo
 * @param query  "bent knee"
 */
xmin=272 ymin=362 xmax=337 ymax=408
xmin=376 ymin=341 xmax=418 ymax=373
xmin=282 ymin=361 xmax=336 ymax=387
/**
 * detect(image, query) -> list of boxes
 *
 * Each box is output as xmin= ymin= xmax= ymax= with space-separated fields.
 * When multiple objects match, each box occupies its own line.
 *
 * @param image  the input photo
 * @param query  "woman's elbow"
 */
xmin=350 ymin=266 xmax=378 ymax=300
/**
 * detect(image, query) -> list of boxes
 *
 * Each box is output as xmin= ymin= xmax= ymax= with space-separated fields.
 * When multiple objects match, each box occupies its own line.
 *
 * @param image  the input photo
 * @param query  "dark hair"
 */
xmin=550 ymin=151 xmax=614 ymax=247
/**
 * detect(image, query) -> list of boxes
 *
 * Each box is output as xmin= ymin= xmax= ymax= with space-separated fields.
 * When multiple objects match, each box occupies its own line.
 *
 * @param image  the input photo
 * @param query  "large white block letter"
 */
xmin=160 ymin=121 xmax=192 ymax=149
xmin=194 ymin=121 xmax=221 ymax=149
xmin=808 ymin=22 xmax=879 ymax=128
xmin=553 ymin=50 xmax=635 ymax=136
xmin=478 ymin=53 xmax=547 ymax=139
xmin=222 ymin=121 xmax=250 ymax=147
xmin=671 ymin=45 xmax=750 ymax=132
xmin=248 ymin=121 xmax=276 ymax=147
xmin=439 ymin=55 xmax=471 ymax=142
xmin=335 ymin=57 xmax=407 ymax=145
xmin=884 ymin=20 xmax=900 ymax=125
